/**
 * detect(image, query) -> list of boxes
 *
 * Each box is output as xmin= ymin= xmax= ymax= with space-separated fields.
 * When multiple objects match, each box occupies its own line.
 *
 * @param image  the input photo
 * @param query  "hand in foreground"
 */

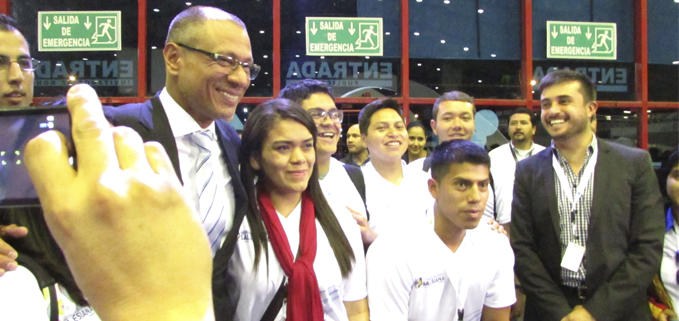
xmin=485 ymin=218 xmax=508 ymax=236
xmin=25 ymin=84 xmax=213 ymax=321
xmin=561 ymin=305 xmax=596 ymax=321
xmin=348 ymin=206 xmax=378 ymax=246
xmin=0 ymin=224 xmax=27 ymax=275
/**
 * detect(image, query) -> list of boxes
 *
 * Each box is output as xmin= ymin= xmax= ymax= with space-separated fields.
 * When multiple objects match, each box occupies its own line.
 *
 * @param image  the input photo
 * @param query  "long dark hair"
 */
xmin=0 ymin=207 xmax=87 ymax=306
xmin=659 ymin=149 xmax=679 ymax=210
xmin=239 ymin=98 xmax=355 ymax=277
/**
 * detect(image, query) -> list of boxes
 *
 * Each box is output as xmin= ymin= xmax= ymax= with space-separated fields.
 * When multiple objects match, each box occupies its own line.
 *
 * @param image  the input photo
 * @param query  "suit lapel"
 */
xmin=542 ymin=147 xmax=562 ymax=237
xmin=148 ymin=96 xmax=183 ymax=185
xmin=588 ymin=138 xmax=609 ymax=233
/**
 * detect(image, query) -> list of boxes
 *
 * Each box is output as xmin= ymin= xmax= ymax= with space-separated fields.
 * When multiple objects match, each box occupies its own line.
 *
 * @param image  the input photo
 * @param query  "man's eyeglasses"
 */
xmin=0 ymin=57 xmax=40 ymax=73
xmin=307 ymin=108 xmax=343 ymax=123
xmin=176 ymin=43 xmax=261 ymax=80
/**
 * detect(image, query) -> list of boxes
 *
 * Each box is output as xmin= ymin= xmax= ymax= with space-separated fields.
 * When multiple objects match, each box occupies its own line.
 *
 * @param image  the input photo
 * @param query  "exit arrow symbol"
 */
xmin=84 ymin=16 xmax=92 ymax=29
xmin=310 ymin=22 xmax=318 ymax=35
xmin=349 ymin=22 xmax=355 ymax=36
xmin=43 ymin=17 xmax=51 ymax=30
xmin=551 ymin=26 xmax=558 ymax=39
xmin=585 ymin=27 xmax=592 ymax=40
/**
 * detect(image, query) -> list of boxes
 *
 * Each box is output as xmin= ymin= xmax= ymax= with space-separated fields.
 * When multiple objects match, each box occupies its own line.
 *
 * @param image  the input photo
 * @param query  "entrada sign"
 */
xmin=547 ymin=21 xmax=617 ymax=60
xmin=38 ymin=11 xmax=122 ymax=51
xmin=306 ymin=17 xmax=383 ymax=56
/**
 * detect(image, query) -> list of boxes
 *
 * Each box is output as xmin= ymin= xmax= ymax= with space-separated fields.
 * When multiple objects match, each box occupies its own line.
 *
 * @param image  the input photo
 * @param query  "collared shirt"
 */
xmin=553 ymin=136 xmax=598 ymax=287
xmin=510 ymin=141 xmax=537 ymax=162
xmin=339 ymin=153 xmax=370 ymax=167
xmin=159 ymin=88 xmax=235 ymax=254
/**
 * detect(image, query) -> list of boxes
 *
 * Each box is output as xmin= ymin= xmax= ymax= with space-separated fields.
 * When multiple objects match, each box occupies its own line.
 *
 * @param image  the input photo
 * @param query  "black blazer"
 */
xmin=103 ymin=96 xmax=246 ymax=321
xmin=510 ymin=139 xmax=664 ymax=321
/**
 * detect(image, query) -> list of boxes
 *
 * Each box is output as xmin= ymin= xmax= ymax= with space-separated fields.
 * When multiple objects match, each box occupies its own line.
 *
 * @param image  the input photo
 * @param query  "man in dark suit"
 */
xmin=103 ymin=6 xmax=258 ymax=321
xmin=510 ymin=69 xmax=664 ymax=321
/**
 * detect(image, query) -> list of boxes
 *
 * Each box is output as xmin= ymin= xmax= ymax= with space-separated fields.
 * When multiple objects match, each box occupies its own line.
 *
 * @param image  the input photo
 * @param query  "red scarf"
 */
xmin=258 ymin=190 xmax=324 ymax=321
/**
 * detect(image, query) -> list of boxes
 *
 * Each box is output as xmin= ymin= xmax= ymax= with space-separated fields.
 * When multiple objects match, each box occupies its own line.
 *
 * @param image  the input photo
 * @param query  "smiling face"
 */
xmin=431 ymin=100 xmax=475 ymax=142
xmin=169 ymin=19 xmax=252 ymax=127
xmin=408 ymin=126 xmax=426 ymax=155
xmin=540 ymin=81 xmax=597 ymax=143
xmin=363 ymin=108 xmax=408 ymax=163
xmin=346 ymin=124 xmax=365 ymax=154
xmin=508 ymin=113 xmax=536 ymax=145
xmin=251 ymin=119 xmax=315 ymax=198
xmin=0 ymin=30 xmax=33 ymax=108
xmin=428 ymin=162 xmax=490 ymax=231
xmin=300 ymin=92 xmax=340 ymax=160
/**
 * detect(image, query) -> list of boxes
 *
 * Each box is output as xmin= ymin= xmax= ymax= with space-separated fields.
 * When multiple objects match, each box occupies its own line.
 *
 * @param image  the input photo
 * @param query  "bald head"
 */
xmin=165 ymin=6 xmax=246 ymax=45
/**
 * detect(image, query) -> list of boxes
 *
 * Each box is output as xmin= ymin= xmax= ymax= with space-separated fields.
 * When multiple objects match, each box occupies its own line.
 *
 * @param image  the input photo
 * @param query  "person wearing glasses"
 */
xmin=0 ymin=14 xmax=36 ymax=109
xmin=100 ymin=6 xmax=258 ymax=320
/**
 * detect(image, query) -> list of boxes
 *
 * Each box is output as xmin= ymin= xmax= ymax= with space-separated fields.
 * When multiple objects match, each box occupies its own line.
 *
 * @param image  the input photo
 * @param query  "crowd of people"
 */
xmin=0 ymin=6 xmax=674 ymax=321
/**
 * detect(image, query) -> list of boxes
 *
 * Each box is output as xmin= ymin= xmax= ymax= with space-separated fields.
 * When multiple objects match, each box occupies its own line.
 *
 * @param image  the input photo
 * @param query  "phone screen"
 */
xmin=0 ymin=106 xmax=71 ymax=207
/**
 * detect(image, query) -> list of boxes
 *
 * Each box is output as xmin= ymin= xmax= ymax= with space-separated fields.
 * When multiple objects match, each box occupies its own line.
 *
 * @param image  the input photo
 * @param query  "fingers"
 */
xmin=0 ymin=224 xmax=28 ymax=239
xmin=144 ymin=142 xmax=180 ymax=184
xmin=112 ymin=126 xmax=152 ymax=172
xmin=25 ymin=130 xmax=76 ymax=207
xmin=66 ymin=84 xmax=118 ymax=177
xmin=0 ymin=227 xmax=20 ymax=272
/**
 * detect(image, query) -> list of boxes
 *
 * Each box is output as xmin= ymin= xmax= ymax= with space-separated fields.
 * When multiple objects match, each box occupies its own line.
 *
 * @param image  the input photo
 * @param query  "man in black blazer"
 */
xmin=511 ymin=69 xmax=664 ymax=321
xmin=104 ymin=6 xmax=258 ymax=321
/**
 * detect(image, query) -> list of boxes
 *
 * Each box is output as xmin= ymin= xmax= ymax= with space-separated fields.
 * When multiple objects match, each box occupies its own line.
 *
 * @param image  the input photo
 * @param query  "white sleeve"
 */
xmin=491 ymin=171 xmax=513 ymax=225
xmin=0 ymin=266 xmax=49 ymax=321
xmin=366 ymin=236 xmax=410 ymax=321
xmin=483 ymin=235 xmax=517 ymax=308
xmin=339 ymin=206 xmax=368 ymax=302
xmin=483 ymin=185 xmax=496 ymax=221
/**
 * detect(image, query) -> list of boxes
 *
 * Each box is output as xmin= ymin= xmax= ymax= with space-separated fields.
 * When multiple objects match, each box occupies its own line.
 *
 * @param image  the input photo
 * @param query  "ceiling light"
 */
xmin=414 ymin=32 xmax=420 ymax=36
xmin=463 ymin=47 xmax=469 ymax=51
xmin=385 ymin=32 xmax=390 ymax=35
xmin=259 ymin=30 xmax=265 ymax=34
xmin=440 ymin=40 xmax=446 ymax=44
xmin=263 ymin=55 xmax=268 ymax=58
xmin=478 ymin=9 xmax=484 ymax=13
xmin=186 ymin=2 xmax=191 ymax=5
xmin=623 ymin=110 xmax=632 ymax=114
xmin=296 ymin=30 xmax=301 ymax=34
xmin=491 ymin=54 xmax=496 ymax=57
xmin=417 ymin=63 xmax=422 ymax=66
xmin=153 ymin=8 xmax=159 ymax=12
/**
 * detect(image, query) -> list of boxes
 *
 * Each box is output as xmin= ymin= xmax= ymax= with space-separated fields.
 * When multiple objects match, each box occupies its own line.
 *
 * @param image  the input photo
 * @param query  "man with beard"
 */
xmin=511 ymin=69 xmax=663 ymax=320
xmin=341 ymin=124 xmax=370 ymax=166
xmin=488 ymin=107 xmax=545 ymax=229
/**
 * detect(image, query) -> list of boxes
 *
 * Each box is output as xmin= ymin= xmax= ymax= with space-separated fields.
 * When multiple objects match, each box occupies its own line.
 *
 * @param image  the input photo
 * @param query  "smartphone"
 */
xmin=0 ymin=106 xmax=72 ymax=207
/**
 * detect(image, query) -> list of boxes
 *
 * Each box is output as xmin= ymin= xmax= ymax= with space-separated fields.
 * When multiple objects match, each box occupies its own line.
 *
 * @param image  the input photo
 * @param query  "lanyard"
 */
xmin=552 ymin=146 xmax=598 ymax=222
xmin=509 ymin=142 xmax=533 ymax=163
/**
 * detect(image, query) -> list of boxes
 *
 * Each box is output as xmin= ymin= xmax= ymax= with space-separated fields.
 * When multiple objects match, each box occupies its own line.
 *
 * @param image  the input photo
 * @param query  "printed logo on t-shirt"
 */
xmin=238 ymin=230 xmax=251 ymax=241
xmin=412 ymin=274 xmax=446 ymax=289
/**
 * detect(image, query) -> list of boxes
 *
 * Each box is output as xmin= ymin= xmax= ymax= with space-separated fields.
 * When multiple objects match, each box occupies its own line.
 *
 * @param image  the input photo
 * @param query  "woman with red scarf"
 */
xmin=230 ymin=99 xmax=367 ymax=321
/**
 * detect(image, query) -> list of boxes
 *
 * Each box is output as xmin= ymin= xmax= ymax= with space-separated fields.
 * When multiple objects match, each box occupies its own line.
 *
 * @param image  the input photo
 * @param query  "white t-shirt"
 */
xmin=407 ymin=158 xmax=496 ymax=226
xmin=0 ymin=266 xmax=100 ymax=321
xmin=367 ymin=223 xmax=516 ymax=321
xmin=230 ymin=199 xmax=366 ymax=321
xmin=661 ymin=218 xmax=679 ymax=309
xmin=488 ymin=142 xmax=545 ymax=224
xmin=362 ymin=160 xmax=432 ymax=235
xmin=320 ymin=158 xmax=368 ymax=219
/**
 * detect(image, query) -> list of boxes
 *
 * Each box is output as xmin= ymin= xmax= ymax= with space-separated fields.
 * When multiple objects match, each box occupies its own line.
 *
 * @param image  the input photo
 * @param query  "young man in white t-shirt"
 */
xmin=367 ymin=139 xmax=515 ymax=321
xmin=356 ymin=99 xmax=432 ymax=243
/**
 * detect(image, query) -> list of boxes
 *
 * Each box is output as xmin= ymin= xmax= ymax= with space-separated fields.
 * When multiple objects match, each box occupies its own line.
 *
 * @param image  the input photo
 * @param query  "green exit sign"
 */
xmin=306 ymin=17 xmax=383 ymax=56
xmin=547 ymin=21 xmax=617 ymax=60
xmin=38 ymin=11 xmax=121 ymax=52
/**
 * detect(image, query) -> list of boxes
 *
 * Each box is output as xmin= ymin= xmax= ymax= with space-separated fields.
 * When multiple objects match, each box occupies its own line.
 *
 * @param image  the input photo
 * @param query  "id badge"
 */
xmin=560 ymin=242 xmax=585 ymax=272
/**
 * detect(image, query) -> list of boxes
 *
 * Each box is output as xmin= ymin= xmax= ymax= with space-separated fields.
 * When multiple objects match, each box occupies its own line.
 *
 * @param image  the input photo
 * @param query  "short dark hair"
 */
xmin=358 ymin=98 xmax=403 ymax=135
xmin=430 ymin=139 xmax=490 ymax=182
xmin=659 ymin=149 xmax=679 ymax=201
xmin=0 ymin=14 xmax=19 ymax=32
xmin=509 ymin=107 xmax=537 ymax=127
xmin=433 ymin=91 xmax=476 ymax=121
xmin=239 ymin=98 xmax=354 ymax=277
xmin=538 ymin=69 xmax=596 ymax=103
xmin=407 ymin=121 xmax=426 ymax=132
xmin=279 ymin=79 xmax=334 ymax=104
xmin=166 ymin=6 xmax=246 ymax=44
